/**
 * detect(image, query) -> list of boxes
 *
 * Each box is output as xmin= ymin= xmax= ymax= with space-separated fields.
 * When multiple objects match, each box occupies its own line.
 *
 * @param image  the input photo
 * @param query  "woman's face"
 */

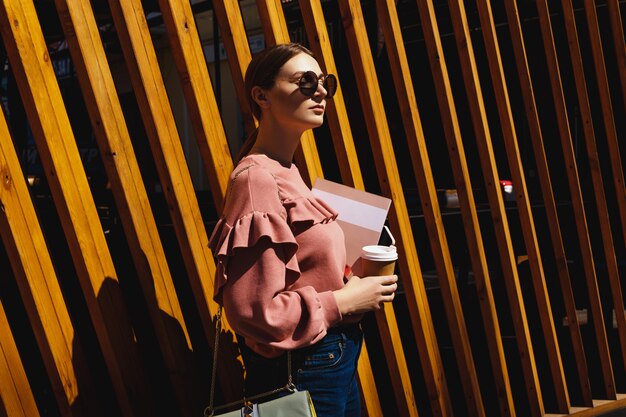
xmin=262 ymin=52 xmax=330 ymax=131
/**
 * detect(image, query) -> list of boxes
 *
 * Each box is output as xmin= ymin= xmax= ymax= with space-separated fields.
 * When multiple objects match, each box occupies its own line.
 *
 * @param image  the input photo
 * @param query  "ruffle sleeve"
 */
xmin=208 ymin=211 xmax=300 ymax=301
xmin=283 ymin=195 xmax=338 ymax=232
xmin=207 ymin=162 xmax=343 ymax=355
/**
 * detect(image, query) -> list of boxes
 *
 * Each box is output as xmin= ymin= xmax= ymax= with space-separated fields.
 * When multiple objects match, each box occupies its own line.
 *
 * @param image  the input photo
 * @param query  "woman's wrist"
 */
xmin=332 ymin=288 xmax=350 ymax=316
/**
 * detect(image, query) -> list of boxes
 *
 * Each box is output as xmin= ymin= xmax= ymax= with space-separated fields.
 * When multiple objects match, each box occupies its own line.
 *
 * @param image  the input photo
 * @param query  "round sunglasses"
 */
xmin=294 ymin=71 xmax=337 ymax=99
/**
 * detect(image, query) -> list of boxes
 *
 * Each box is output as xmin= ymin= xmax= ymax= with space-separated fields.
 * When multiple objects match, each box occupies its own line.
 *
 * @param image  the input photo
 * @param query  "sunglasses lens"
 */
xmin=298 ymin=71 xmax=319 ymax=97
xmin=323 ymin=74 xmax=337 ymax=99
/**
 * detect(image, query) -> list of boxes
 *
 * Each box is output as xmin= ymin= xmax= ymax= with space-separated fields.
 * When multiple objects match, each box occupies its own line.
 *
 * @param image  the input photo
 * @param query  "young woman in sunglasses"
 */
xmin=209 ymin=43 xmax=398 ymax=417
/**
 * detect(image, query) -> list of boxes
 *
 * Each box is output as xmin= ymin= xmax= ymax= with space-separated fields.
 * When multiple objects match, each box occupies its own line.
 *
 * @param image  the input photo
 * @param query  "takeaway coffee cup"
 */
xmin=360 ymin=245 xmax=398 ymax=276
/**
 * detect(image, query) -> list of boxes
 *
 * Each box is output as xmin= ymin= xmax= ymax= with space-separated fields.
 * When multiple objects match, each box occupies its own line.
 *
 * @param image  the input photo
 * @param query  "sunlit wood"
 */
xmin=53 ymin=0 xmax=198 ymax=414
xmin=472 ymin=0 xmax=569 ymax=411
xmin=339 ymin=1 xmax=451 ymax=415
xmin=106 ymin=0 xmax=243 ymax=400
xmin=0 ymin=1 xmax=150 ymax=415
xmin=0 ymin=300 xmax=40 ymax=417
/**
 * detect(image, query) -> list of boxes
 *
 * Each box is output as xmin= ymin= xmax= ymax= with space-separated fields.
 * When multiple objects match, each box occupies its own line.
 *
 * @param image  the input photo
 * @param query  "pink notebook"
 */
xmin=312 ymin=178 xmax=391 ymax=267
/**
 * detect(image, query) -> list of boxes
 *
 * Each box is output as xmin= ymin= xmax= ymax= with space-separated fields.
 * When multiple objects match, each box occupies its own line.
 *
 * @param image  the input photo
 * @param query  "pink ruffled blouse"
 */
xmin=208 ymin=154 xmax=347 ymax=357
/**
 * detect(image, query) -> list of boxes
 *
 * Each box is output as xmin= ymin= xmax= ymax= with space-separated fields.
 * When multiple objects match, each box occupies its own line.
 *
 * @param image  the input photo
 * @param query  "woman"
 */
xmin=209 ymin=42 xmax=397 ymax=417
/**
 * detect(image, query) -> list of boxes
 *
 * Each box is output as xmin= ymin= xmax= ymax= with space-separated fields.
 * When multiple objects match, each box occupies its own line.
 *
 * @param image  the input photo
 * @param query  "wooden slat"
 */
xmin=503 ymin=0 xmax=592 ymax=406
xmin=339 ymin=1 xmax=452 ymax=416
xmin=154 ymin=0 xmax=233 ymax=209
xmin=211 ymin=0 xmax=255 ymax=135
xmin=255 ymin=0 xmax=324 ymax=186
xmin=353 ymin=341 xmax=383 ymax=417
xmin=535 ymin=0 xmax=616 ymax=399
xmin=0 ymin=1 xmax=152 ymax=416
xmin=298 ymin=2 xmax=380 ymax=415
xmin=105 ymin=0 xmax=243 ymax=400
xmin=582 ymin=0 xmax=626 ymax=251
xmin=606 ymin=0 xmax=626 ymax=113
xmin=445 ymin=2 xmax=543 ymax=415
xmin=0 ymin=104 xmax=101 ymax=416
xmin=52 ymin=0 xmax=198 ymax=415
xmin=374 ymin=306 xmax=419 ymax=417
xmin=377 ymin=0 xmax=493 ymax=416
xmin=560 ymin=0 xmax=626 ymax=375
xmin=299 ymin=0 xmax=365 ymax=190
xmin=378 ymin=0 xmax=516 ymax=415
xmin=414 ymin=0 xmax=523 ymax=415
xmin=0 ymin=299 xmax=40 ymax=417
xmin=472 ymin=0 xmax=570 ymax=412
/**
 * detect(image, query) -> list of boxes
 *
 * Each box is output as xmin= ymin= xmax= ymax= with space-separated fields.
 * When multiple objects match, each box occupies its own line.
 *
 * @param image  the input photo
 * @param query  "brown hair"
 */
xmin=235 ymin=43 xmax=315 ymax=163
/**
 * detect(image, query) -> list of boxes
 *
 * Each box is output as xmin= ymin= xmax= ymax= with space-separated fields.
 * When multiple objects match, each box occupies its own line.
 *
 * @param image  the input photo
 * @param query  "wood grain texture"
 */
xmin=560 ymin=0 xmax=626 ymax=377
xmin=0 ymin=1 xmax=151 ymax=415
xmin=339 ymin=1 xmax=451 ymax=416
xmin=445 ymin=1 xmax=543 ymax=414
xmin=582 ymin=0 xmax=626 ymax=252
xmin=106 ymin=0 xmax=244 ymax=400
xmin=0 ymin=100 xmax=101 ymax=417
xmin=535 ymin=0 xmax=615 ymax=399
xmin=472 ymin=0 xmax=569 ymax=411
xmin=52 ymin=0 xmax=198 ymax=414
xmin=156 ymin=0 xmax=234 ymax=209
xmin=503 ymin=0 xmax=592 ymax=406
xmin=0 ymin=300 xmax=40 ymax=417
xmin=378 ymin=0 xmax=514 ymax=415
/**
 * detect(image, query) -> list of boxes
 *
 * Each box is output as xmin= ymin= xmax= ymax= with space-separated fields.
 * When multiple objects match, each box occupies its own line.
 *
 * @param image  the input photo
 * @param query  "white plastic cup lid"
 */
xmin=361 ymin=245 xmax=398 ymax=261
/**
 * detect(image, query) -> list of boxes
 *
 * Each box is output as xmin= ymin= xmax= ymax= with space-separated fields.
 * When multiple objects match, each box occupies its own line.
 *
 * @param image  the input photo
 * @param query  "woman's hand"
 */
xmin=333 ymin=275 xmax=398 ymax=316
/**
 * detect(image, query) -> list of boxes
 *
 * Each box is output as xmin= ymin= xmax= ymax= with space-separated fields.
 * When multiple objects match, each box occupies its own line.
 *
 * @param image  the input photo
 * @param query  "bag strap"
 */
xmin=204 ymin=307 xmax=296 ymax=417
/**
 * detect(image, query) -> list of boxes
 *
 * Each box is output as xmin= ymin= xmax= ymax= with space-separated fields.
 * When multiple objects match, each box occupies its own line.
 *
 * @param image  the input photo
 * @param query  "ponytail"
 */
xmin=234 ymin=128 xmax=259 ymax=164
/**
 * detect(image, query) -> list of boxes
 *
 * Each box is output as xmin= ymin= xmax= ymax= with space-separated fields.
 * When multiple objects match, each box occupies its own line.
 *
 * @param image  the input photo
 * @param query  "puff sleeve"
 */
xmin=208 ymin=165 xmax=342 ymax=357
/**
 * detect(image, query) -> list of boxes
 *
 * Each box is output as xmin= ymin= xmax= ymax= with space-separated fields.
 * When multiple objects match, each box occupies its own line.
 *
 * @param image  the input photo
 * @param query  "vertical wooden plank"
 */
xmin=211 ymin=0 xmax=255 ymax=135
xmin=299 ymin=0 xmax=365 ymax=190
xmin=535 ymin=0 xmax=616 ymax=399
xmin=0 ymin=1 xmax=152 ymax=416
xmin=339 ymin=1 xmax=453 ymax=416
xmin=582 ymin=0 xmax=626 ymax=250
xmin=445 ymin=1 xmax=544 ymax=415
xmin=377 ymin=0 xmax=516 ymax=415
xmin=560 ymin=0 xmax=626 ymax=376
xmin=154 ymin=0 xmax=233 ymax=209
xmin=472 ymin=0 xmax=570 ymax=411
xmin=0 ymin=108 xmax=101 ymax=416
xmin=52 ymin=0 xmax=199 ymax=415
xmin=104 ymin=0 xmax=243 ymax=400
xmin=297 ymin=2 xmax=380 ymax=415
xmin=503 ymin=0 xmax=593 ymax=406
xmin=0 ymin=299 xmax=40 ymax=417
xmin=255 ymin=0 xmax=324 ymax=186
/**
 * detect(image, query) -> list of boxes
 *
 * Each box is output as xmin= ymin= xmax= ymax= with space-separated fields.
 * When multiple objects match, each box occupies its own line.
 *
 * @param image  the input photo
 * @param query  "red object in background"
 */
xmin=499 ymin=180 xmax=515 ymax=201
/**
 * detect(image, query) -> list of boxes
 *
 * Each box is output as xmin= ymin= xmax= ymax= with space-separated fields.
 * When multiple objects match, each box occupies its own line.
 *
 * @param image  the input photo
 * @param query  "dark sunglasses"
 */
xmin=295 ymin=71 xmax=337 ymax=99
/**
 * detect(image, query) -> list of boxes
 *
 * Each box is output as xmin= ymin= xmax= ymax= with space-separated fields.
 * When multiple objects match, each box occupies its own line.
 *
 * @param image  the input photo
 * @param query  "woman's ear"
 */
xmin=251 ymin=86 xmax=271 ymax=109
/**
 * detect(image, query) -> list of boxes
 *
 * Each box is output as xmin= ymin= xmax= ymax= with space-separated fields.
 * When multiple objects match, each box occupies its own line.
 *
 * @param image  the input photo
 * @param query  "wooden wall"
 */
xmin=0 ymin=0 xmax=624 ymax=416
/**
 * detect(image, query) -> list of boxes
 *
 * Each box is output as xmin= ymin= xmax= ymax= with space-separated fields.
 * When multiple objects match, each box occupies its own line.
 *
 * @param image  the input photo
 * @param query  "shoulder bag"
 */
xmin=203 ymin=308 xmax=317 ymax=417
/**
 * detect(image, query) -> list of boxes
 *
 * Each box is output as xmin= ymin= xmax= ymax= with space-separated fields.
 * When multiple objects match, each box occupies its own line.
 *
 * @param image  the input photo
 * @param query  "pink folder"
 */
xmin=312 ymin=178 xmax=391 ymax=267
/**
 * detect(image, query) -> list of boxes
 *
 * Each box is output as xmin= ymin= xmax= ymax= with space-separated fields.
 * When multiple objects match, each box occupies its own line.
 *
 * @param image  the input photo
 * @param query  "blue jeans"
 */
xmin=238 ymin=324 xmax=363 ymax=417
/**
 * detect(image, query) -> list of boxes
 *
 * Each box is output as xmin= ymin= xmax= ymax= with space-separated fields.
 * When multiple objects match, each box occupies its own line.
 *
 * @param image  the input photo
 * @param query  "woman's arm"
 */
xmin=221 ymin=238 xmax=341 ymax=356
